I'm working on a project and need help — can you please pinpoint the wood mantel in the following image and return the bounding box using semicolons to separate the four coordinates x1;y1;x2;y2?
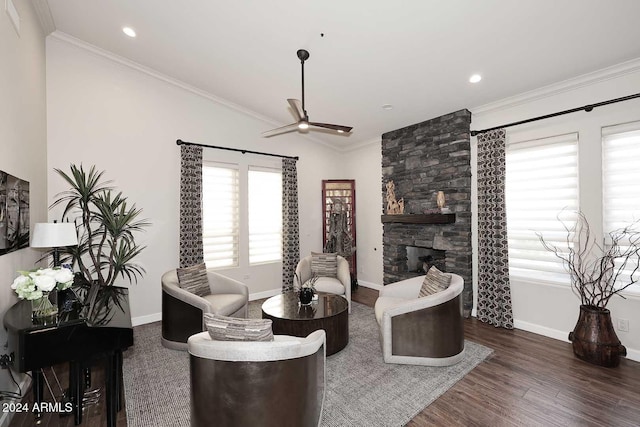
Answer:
380;214;456;224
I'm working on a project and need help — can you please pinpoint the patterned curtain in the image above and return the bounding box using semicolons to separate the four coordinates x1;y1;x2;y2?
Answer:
179;144;203;268
476;129;514;329
282;158;300;291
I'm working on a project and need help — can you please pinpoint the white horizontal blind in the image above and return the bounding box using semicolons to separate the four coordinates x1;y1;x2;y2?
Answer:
202;162;239;268
506;133;579;284
602;122;640;292
248;167;282;264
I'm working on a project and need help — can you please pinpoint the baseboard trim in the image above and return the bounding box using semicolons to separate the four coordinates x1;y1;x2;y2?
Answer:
131;312;161;326
249;288;282;301
357;280;383;291
513;319;639;363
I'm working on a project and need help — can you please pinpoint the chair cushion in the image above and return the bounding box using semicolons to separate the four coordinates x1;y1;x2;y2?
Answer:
203;293;247;317
418;266;451;298
204;313;273;342
176;263;211;297
374;297;407;325
311;252;338;277
312;276;345;295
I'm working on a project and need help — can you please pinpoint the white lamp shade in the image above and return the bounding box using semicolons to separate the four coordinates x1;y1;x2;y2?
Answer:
31;222;78;248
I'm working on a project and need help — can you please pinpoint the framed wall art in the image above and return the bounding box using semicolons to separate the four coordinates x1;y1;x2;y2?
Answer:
0;170;30;256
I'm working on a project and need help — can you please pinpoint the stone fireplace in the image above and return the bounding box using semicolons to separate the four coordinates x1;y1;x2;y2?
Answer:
381;109;472;315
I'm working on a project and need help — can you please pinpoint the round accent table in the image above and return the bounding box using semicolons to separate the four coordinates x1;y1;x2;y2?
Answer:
261;292;349;356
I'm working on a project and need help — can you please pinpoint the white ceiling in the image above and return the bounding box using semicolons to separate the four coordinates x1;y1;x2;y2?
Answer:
44;0;640;148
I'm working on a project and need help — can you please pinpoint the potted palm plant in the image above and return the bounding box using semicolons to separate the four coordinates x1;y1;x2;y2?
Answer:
50;164;149;293
538;211;640;367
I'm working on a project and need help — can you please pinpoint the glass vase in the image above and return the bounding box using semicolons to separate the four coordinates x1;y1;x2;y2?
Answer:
31;291;58;320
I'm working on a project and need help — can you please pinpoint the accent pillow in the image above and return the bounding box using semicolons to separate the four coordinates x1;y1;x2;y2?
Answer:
176;263;211;297
419;266;451;298
311;252;338;277
204;313;274;342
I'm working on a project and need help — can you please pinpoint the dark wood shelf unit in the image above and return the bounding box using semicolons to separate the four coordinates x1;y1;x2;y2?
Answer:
381;214;456;224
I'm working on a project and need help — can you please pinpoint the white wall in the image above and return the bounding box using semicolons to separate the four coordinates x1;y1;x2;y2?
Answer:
340;140;384;289
470;59;640;361
45;34;342;324
0;0;47;424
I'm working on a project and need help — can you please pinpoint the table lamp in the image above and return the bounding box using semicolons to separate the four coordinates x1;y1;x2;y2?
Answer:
30;222;78;267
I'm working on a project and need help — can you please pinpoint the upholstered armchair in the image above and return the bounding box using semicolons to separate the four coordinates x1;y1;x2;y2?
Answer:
188;330;326;427
161;269;249;350
374;273;465;366
295;254;351;312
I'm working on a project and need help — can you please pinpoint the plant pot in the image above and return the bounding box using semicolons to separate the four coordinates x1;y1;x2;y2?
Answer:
569;305;627;367
299;288;314;305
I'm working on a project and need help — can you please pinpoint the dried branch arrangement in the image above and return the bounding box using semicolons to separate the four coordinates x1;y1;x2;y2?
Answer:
538;211;640;308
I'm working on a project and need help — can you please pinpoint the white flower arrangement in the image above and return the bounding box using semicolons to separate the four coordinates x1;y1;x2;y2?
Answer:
11;267;74;300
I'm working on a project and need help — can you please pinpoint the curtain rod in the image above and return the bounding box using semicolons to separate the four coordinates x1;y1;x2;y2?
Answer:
176;139;299;160
470;93;640;137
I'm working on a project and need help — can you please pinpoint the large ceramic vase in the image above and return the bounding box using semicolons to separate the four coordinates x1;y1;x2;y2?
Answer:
568;305;626;367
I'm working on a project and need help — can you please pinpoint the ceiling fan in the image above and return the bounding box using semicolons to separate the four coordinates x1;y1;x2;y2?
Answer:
262;49;353;137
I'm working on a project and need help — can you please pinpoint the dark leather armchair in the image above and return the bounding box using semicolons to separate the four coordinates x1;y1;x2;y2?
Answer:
188;330;326;427
161;269;248;350
374;273;465;366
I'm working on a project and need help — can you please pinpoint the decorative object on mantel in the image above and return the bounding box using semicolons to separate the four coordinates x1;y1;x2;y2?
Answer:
11;267;74;320
538;211;640;367
385;180;405;214
436;191;451;213
50;164;150;290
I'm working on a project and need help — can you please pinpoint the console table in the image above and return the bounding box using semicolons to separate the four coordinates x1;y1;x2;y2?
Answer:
3;286;133;427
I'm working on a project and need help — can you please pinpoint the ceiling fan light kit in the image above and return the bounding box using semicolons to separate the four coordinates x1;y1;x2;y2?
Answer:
262;49;353;138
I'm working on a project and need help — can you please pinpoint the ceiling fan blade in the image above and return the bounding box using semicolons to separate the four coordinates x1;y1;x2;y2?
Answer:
261;123;299;138
309;122;353;133
287;99;304;121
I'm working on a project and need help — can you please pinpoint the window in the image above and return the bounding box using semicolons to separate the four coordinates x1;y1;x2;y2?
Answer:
602;122;640;291
202;162;239;268
248;167;282;264
506;133;579;284
202;161;282;269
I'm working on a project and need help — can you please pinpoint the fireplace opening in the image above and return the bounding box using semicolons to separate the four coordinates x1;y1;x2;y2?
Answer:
406;246;446;274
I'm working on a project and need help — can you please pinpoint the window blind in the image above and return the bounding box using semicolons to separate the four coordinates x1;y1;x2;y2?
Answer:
248;167;282;264
602;122;640;291
202;162;239;268
506;132;579;284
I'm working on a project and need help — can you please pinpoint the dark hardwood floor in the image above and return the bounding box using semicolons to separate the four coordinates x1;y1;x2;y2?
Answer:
8;286;640;426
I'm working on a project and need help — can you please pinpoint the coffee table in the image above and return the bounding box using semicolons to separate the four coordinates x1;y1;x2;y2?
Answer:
261;292;349;355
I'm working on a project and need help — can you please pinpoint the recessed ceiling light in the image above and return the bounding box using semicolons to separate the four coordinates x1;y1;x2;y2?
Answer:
122;27;136;38
469;74;482;83
382;104;393;110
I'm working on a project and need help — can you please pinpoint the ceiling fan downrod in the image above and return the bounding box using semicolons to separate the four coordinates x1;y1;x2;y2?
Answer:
297;49;309;118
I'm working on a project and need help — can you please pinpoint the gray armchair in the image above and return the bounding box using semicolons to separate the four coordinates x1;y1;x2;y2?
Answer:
188;330;326;427
295;254;351;313
374;273;465;366
161;269;249;350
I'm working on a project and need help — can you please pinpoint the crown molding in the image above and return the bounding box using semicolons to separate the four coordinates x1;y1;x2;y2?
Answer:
31;0;55;35
48;31;341;152
338;136;381;153
471;57;640;117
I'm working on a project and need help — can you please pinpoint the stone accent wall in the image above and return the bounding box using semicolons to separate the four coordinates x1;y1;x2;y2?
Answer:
381;109;472;315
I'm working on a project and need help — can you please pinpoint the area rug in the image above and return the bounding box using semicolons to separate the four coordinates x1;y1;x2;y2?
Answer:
123;302;492;427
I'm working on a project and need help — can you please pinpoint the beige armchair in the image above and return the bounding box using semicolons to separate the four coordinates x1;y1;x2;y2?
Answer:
188;330;326;427
161;269;249;350
374;273;465;366
295;254;351;313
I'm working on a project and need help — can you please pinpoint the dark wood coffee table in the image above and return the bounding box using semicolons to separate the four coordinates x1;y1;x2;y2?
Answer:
261;292;349;355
